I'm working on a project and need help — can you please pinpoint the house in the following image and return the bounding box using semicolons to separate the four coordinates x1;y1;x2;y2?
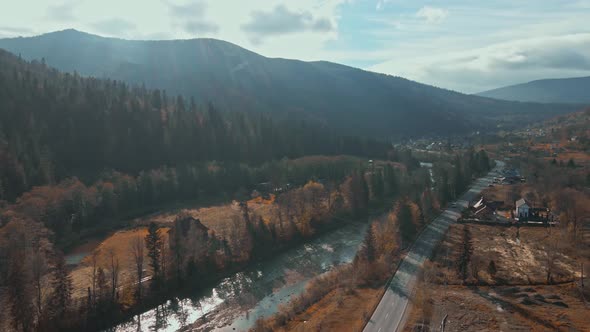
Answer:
472;197;485;209
515;198;530;219
469;197;506;220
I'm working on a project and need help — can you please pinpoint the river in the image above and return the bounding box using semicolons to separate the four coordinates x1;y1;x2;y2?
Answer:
107;219;368;332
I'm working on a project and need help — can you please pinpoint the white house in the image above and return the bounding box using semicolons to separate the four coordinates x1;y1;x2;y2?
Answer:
515;198;530;219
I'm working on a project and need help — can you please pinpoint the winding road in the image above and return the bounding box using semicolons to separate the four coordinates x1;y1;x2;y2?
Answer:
363;161;504;332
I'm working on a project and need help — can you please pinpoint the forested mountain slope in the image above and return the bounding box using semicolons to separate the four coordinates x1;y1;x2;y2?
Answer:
0;30;579;137
0;49;389;202
477;76;590;104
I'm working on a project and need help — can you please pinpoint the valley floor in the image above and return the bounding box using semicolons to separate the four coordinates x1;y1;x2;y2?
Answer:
404;283;588;332
403;223;590;332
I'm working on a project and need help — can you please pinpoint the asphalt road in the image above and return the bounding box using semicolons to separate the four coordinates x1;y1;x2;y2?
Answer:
363;161;504;332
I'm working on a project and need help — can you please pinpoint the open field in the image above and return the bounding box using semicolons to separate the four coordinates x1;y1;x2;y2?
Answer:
70;227;169;300
404;221;589;332
138;196;276;236
275;288;382;332
430;223;578;285
480;183;534;201
404;283;589;332
69;195;279;300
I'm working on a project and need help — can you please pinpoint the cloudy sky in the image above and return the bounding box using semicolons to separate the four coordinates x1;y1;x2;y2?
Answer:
2;0;590;93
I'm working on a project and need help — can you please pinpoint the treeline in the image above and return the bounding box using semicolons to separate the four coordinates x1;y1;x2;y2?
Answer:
0;49;390;202
0;156;367;246
433;148;492;206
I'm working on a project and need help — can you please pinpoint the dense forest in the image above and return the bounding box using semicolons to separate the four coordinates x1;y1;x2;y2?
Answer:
0;49;390;203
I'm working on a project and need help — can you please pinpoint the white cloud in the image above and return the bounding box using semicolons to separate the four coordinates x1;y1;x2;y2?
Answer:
0;0;346;60
241;5;334;44
416;6;448;23
91;18;136;36
369;33;590;93
165;1;219;35
46;1;79;22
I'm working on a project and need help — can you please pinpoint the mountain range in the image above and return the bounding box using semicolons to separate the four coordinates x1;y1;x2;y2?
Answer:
0;29;581;138
477;76;590;104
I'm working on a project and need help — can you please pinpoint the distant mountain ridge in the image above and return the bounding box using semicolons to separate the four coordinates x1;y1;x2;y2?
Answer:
0;29;580;137
477;76;590;104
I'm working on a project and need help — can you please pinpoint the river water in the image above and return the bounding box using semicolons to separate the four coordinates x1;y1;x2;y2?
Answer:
107;220;368;332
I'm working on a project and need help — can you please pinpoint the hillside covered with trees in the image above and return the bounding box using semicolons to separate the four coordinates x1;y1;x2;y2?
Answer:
0;49;390;204
478;76;590;104
0;30;580;138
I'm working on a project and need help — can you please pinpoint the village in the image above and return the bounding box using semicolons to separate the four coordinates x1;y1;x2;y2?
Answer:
459;165;555;226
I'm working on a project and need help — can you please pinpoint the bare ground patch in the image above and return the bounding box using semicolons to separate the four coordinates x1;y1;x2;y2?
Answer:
405;283;589;332
431;224;578;286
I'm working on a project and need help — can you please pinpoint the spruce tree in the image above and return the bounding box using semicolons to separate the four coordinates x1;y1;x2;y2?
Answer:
398;201;416;244
145;222;163;283
50;254;72;319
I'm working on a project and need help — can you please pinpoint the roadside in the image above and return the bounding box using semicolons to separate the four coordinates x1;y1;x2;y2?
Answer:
251;158;499;332
403;222;589;331
403;135;590;332
363;161;502;332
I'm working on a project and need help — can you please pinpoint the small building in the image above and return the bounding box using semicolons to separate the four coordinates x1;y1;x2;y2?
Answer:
515;198;530;219
472;197;485;209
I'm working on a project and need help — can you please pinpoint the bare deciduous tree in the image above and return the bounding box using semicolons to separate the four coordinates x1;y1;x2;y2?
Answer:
86;249;100;306
30;250;47;318
107;248;120;302
130;236;145;303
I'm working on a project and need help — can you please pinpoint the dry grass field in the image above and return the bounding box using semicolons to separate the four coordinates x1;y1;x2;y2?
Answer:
404;283;589;332
136;195;276;237
70;227;169;300
431;224;579;285
268;287;382;332
403;222;589;332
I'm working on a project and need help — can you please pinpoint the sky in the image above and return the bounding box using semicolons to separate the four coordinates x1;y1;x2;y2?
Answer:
2;0;590;93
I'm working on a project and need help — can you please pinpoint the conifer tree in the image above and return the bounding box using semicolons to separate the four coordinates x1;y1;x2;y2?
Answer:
145;222;163;283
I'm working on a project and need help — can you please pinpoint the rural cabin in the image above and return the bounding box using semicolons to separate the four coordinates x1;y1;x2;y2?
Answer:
515;198;530;219
469;197;506;219
513;198;552;223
